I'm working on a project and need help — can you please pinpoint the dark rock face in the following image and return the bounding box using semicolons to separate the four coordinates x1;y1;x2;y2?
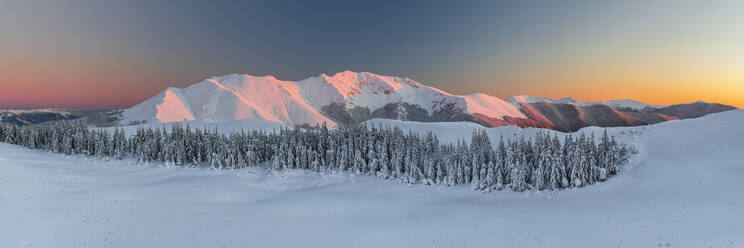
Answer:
370;103;405;120
427;103;479;123
320;103;371;126
321;102;480;126
84;110;123;127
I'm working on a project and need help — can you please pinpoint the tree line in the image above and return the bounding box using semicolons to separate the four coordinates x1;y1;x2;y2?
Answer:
0;121;634;192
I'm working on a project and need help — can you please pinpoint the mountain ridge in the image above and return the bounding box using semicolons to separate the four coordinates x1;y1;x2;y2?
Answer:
120;71;737;131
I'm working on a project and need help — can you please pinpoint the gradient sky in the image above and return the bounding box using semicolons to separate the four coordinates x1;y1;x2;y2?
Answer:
1;0;742;109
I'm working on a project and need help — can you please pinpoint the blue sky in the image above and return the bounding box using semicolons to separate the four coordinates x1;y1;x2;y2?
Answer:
1;0;742;108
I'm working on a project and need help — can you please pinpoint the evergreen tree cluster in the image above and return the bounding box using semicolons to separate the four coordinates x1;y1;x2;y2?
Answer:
0;121;634;192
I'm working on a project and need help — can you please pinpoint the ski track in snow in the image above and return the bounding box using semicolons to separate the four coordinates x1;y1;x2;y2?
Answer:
1;110;743;247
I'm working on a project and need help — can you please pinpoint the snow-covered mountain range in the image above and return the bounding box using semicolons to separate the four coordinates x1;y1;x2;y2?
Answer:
121;71;525;128
121;71;736;131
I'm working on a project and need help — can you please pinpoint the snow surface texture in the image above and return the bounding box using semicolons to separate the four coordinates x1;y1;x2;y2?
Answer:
507;94;665;110
122;71;526;127
2;110;744;247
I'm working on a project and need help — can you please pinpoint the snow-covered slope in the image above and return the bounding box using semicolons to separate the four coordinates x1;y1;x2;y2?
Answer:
461;93;525;119
123;71;525;127
507;94;664;110
2;110;743;247
122;74;337;127
122;88;195;123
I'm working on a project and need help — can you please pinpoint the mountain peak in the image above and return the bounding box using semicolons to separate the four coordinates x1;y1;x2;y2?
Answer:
123;71;527;127
209;74;284;87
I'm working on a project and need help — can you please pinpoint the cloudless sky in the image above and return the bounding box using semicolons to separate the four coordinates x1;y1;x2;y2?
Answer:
1;0;742;108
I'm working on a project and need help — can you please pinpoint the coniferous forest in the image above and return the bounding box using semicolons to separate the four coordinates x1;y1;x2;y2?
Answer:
0;121;634;192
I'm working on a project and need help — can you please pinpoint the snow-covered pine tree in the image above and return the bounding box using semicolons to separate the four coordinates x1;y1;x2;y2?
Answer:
365;141;376;174
325;137;336;170
272;152;282;172
376;139;389;178
586;132;598;184
506;141;528;191
482;160;495;191
310;156;321;172
470;152;481;188
433;156;444;184
352;149;364;176
533;148;548;190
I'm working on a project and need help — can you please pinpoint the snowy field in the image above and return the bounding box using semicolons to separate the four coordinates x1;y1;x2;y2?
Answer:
2;110;743;247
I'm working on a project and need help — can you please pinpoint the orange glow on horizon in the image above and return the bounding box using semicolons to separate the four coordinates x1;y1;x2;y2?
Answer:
1;43;741;109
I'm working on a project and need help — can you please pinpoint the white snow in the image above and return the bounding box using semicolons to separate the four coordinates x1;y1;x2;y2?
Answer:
296;71;454;116
156;88;196;122
123;71;526;127
2;110;743;247
295;71;525;119
120;88;195;123
123;74;337;128
507;94;665;110
461;93;526;119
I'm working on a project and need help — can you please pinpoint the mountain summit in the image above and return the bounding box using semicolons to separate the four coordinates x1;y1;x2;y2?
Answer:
122;71;526;128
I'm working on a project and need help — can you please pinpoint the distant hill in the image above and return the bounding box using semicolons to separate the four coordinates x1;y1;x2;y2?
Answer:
0;109;119;126
0;109;78;126
641;101;737;119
